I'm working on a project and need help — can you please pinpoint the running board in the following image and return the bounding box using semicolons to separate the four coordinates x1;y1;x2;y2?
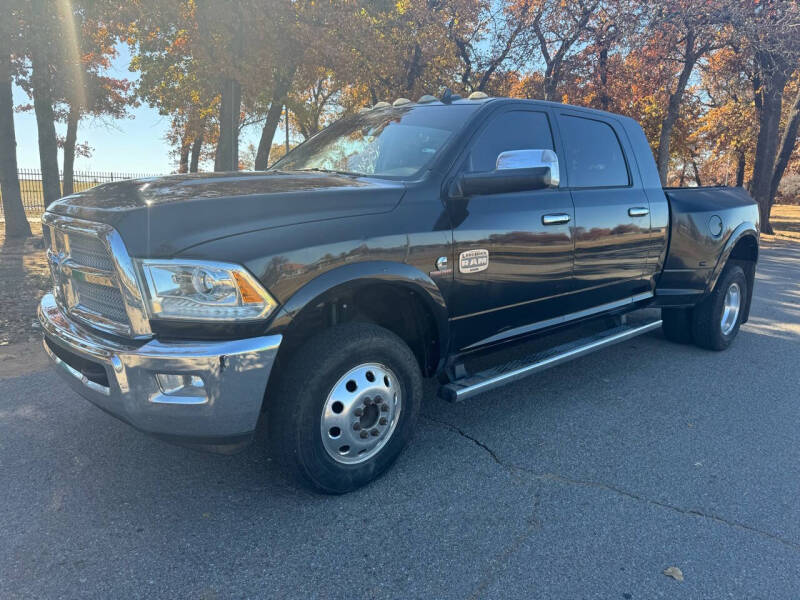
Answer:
439;319;662;402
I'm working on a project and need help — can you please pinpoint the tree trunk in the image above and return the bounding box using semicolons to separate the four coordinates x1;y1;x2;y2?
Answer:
542;62;559;102
691;157;702;187
597;45;610;111
0;48;31;237
254;100;285;170
30;46;61;205
62;104;79;196
655;51;698;185
214;77;241;172
178;135;190;173
750;76;785;235
189;132;204;173
254;67;296;170
735;151;746;187
769;85;800;201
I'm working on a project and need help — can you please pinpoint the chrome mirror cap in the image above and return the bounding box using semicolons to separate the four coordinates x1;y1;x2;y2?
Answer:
496;149;560;187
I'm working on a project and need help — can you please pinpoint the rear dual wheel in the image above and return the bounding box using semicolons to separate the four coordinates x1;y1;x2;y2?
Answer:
661;263;747;351
269;322;422;494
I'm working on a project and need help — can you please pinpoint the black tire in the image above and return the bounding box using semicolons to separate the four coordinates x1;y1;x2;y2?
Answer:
268;322;423;493
691;264;747;351
661;307;694;344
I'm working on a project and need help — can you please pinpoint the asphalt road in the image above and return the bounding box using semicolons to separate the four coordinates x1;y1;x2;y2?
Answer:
2;240;799;599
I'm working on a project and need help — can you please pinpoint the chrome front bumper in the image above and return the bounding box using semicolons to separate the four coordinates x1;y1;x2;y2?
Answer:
38;293;281;446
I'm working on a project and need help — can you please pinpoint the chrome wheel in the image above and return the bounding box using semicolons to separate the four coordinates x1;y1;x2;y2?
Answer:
720;281;741;336
320;363;402;465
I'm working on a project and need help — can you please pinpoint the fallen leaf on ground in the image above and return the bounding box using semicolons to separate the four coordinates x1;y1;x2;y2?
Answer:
663;566;684;581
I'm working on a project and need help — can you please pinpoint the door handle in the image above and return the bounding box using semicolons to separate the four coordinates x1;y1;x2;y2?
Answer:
628;207;649;217
542;213;571;225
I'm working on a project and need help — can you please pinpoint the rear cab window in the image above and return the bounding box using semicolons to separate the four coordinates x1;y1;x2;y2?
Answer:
557;115;630;188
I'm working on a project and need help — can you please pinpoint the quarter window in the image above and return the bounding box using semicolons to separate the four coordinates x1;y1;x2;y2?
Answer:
558;115;629;188
465;111;554;173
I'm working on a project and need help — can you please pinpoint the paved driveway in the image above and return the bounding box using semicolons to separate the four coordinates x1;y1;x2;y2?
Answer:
2;240;799;599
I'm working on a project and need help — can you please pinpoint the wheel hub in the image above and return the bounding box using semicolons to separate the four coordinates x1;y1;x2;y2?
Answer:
320;363;401;464
720;281;741;336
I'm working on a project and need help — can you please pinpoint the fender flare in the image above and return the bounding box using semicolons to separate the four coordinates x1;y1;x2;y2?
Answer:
706;222;759;294
273;261;451;369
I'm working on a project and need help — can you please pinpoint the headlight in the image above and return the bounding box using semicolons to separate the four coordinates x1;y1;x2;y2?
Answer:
137;259;278;321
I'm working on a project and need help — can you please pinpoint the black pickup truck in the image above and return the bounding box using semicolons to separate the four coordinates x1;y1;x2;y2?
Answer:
39;95;759;492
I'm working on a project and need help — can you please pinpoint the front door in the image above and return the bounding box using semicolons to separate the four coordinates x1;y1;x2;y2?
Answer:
447;108;575;351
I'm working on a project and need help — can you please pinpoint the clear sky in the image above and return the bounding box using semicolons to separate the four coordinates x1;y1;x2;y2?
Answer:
12;44;267;175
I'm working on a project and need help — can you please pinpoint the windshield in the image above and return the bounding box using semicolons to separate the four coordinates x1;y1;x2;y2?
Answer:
272;105;478;179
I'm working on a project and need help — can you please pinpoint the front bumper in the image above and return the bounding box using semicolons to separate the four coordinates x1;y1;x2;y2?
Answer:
38;293;281;447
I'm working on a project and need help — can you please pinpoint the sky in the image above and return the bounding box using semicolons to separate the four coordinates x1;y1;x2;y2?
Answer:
12;44;269;175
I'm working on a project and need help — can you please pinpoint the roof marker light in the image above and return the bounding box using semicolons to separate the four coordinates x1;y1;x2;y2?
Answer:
468;91;489;100
393;98;411;106
417;95;438;104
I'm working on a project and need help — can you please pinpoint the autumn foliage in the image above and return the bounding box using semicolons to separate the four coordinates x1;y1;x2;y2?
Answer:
1;0;799;236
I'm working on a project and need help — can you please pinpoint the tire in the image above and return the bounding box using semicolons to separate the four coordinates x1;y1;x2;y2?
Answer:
268;322;423;493
691;264;747;351
661;307;694;344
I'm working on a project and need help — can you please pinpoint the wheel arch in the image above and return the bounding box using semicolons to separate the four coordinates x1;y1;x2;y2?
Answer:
271;261;450;378
707;223;758;323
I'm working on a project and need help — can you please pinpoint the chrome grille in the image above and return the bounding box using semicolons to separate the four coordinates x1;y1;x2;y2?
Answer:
43;216;141;337
71;279;130;323
67;232;115;271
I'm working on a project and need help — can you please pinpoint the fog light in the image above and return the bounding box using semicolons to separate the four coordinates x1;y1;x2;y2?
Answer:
156;373;205;396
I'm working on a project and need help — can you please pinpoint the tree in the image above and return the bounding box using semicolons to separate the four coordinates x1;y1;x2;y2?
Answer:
287;71;342;140
644;0;727;184
519;0;600;102
696;46;757;187
0;15;31;237
60;11;133;195
730;0;800;232
21;0;62;205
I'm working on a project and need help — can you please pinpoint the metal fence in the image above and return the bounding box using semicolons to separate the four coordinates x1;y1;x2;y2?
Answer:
1;169;163;218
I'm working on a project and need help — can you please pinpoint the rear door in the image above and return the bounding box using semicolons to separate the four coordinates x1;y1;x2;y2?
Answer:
556;112;652;310
447;108;575;350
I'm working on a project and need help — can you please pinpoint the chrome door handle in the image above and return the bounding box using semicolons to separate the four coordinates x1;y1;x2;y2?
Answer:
628;207;649;217
542;213;571;225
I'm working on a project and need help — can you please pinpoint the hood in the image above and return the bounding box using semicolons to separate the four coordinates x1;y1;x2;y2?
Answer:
47;171;406;256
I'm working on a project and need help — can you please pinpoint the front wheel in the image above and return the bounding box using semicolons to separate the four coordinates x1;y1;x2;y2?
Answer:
269;322;423;493
691;264;747;351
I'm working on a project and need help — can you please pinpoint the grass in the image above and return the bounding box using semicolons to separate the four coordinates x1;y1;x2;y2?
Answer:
767;204;800;241
0;180;101;216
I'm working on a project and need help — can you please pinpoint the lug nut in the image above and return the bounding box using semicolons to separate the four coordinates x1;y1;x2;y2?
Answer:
364;397;373;406
379;417;388;426
373;396;382;405
354;407;364;417
370;428;379;436
360;430;369;439
353;422;361;431
380;404;389;412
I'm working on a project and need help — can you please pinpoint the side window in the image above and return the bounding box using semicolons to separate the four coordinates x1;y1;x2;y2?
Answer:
465;111;554;173
558;115;629;188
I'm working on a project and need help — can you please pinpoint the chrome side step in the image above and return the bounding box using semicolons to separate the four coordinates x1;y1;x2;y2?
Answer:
439;318;662;402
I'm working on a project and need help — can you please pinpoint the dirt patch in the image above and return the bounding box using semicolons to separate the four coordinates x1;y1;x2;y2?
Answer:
0;340;50;378
0;221;50;348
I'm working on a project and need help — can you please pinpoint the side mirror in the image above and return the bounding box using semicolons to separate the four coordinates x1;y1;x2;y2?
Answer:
496;149;560;187
450;148;560;197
